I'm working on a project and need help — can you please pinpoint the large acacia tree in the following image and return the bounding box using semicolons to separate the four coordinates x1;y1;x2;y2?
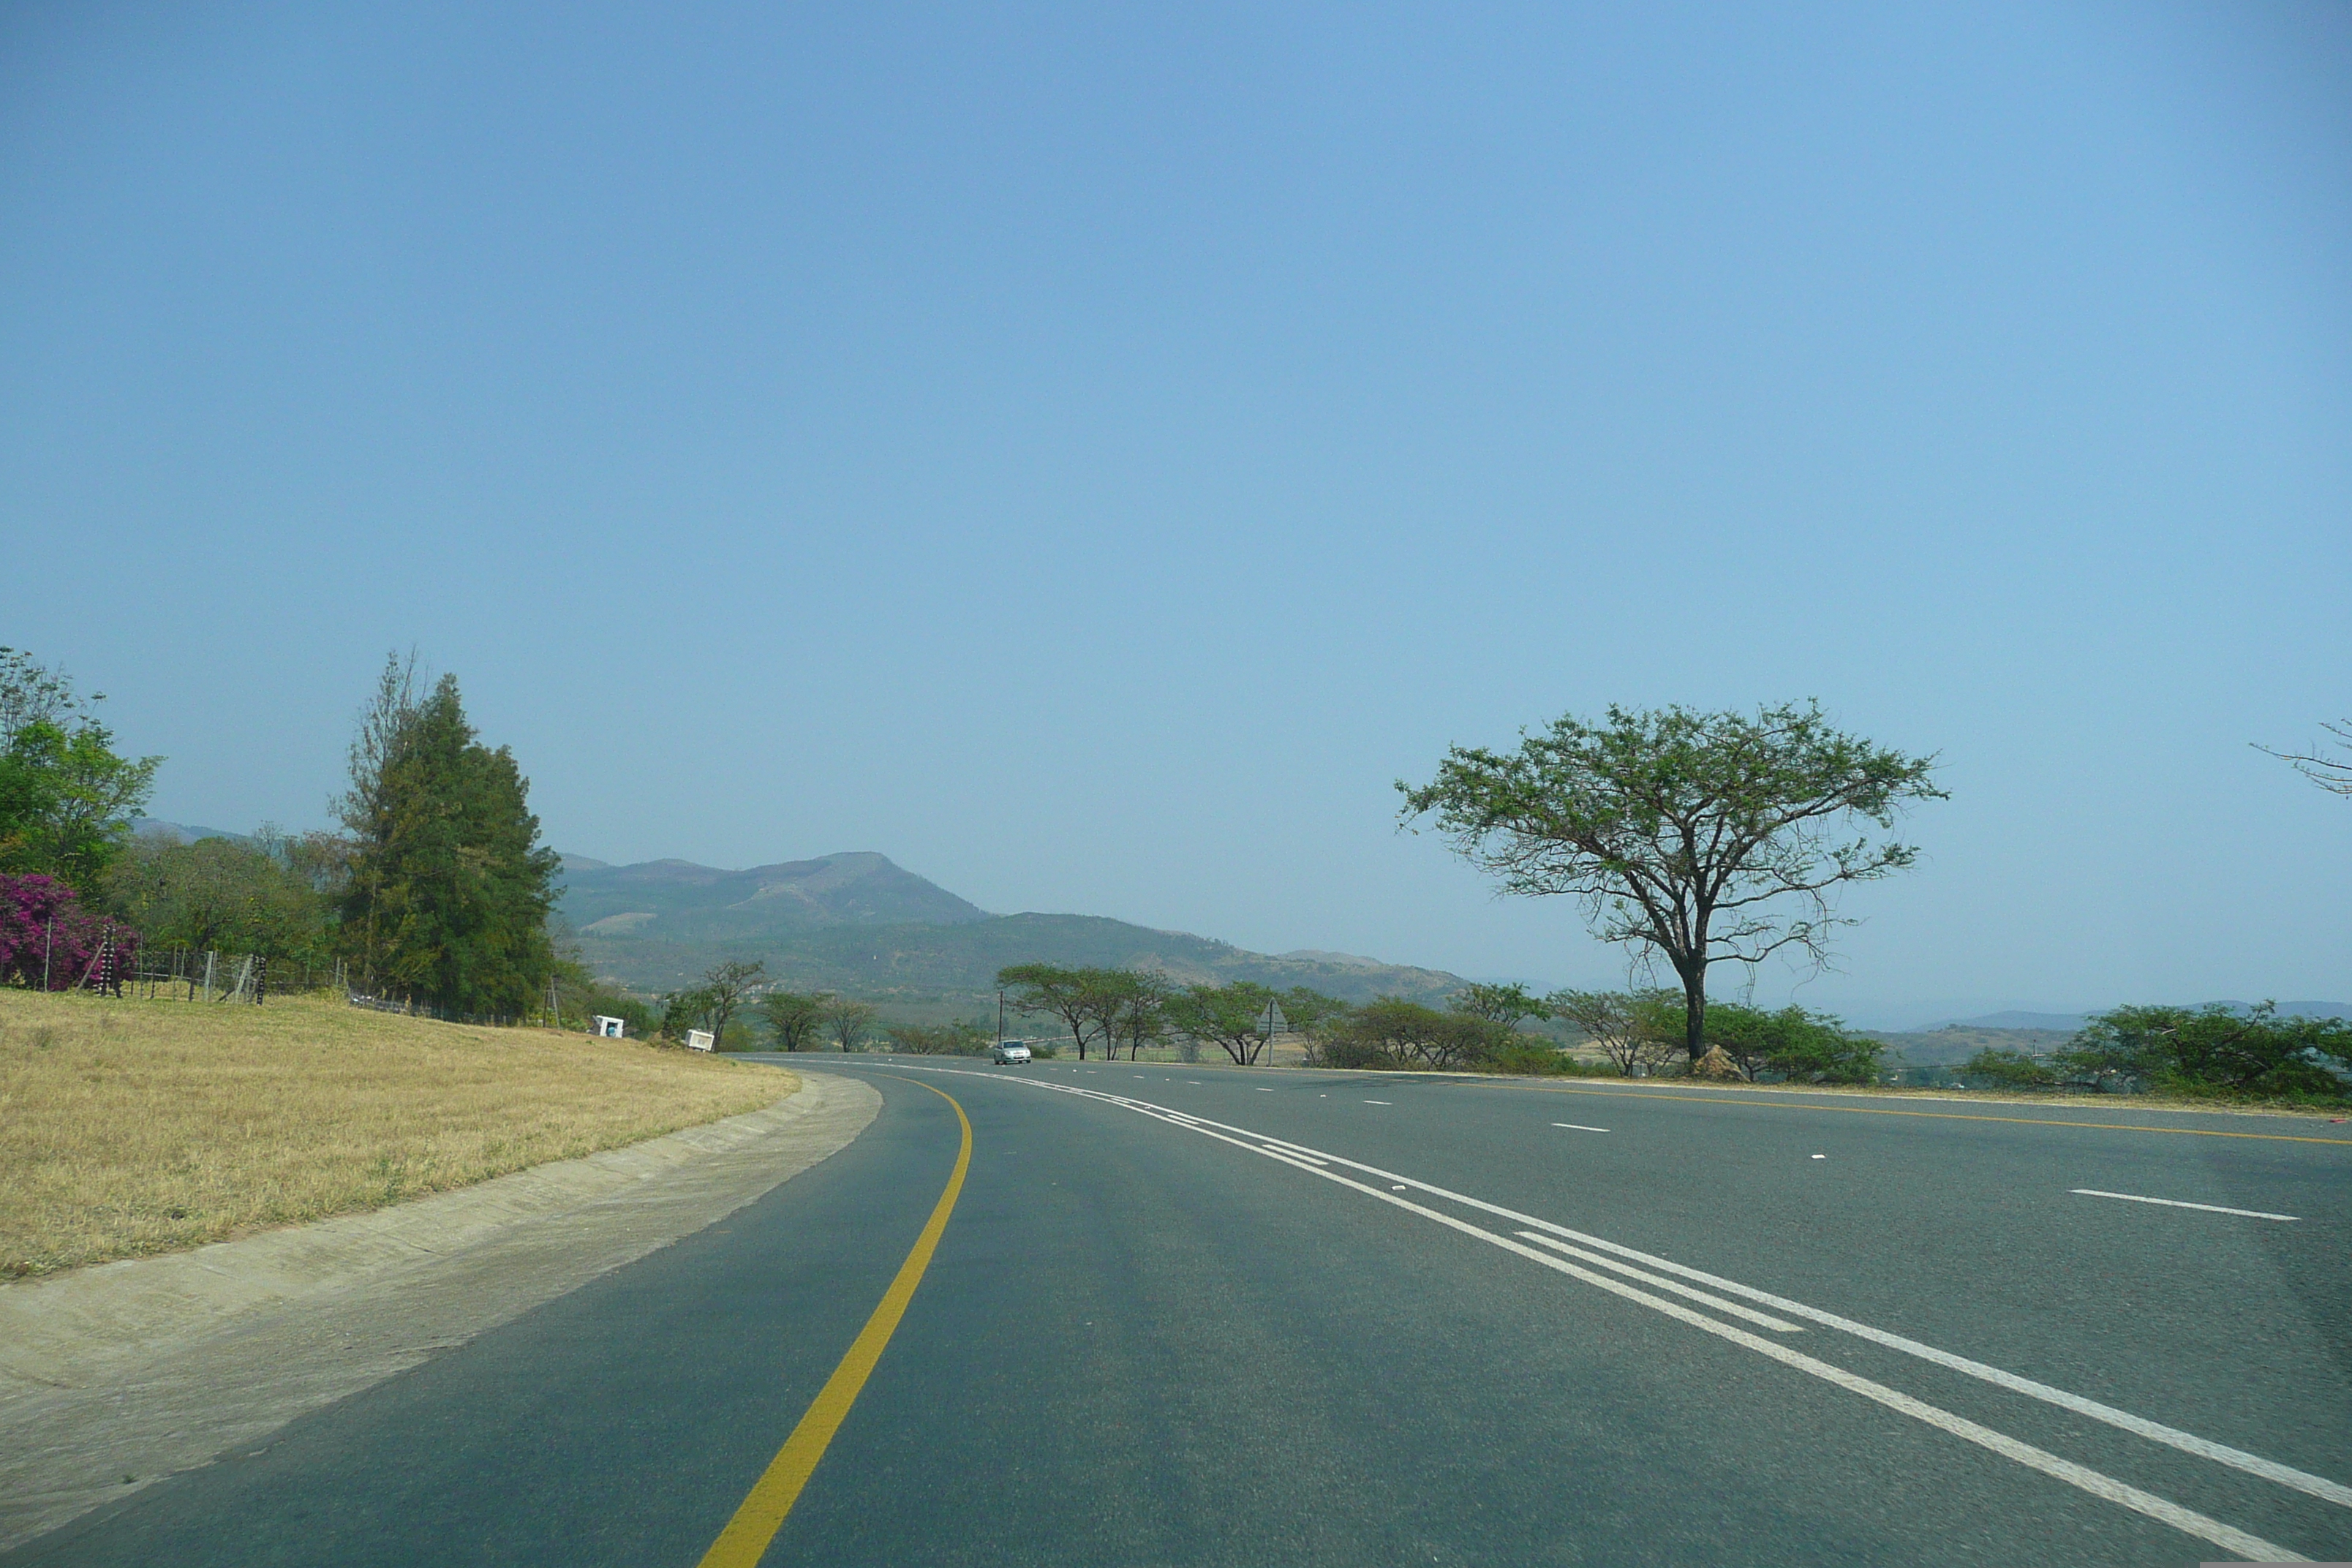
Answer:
1400;701;1942;1066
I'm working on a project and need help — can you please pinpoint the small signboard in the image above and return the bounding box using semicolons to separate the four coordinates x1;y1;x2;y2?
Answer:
594;1015;626;1039
686;1028;715;1052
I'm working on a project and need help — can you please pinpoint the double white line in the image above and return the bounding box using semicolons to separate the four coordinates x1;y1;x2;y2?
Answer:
893;1063;2344;1563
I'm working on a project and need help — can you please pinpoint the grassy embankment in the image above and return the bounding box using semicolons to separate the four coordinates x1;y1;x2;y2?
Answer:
0;989;796;1278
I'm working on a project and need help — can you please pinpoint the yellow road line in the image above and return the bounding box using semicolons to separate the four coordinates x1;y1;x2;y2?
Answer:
696;1077;972;1568
1486;1082;2352;1145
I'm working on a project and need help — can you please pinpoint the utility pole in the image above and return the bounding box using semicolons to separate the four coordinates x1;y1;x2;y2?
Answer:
42;918;54;991
997;990;1006;1049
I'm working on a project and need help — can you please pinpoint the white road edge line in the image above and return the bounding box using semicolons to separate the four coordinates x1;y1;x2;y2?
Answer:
840;1060;2352;1526
2071;1189;2301;1222
1262;1134;2352;1514
1240;1147;2301;1564
1551;1123;1610;1133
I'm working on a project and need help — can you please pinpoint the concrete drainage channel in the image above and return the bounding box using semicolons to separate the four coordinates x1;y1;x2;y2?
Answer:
0;1071;881;1553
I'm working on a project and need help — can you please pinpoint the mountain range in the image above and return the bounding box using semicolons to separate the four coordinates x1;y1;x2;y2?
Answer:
553;851;1464;1009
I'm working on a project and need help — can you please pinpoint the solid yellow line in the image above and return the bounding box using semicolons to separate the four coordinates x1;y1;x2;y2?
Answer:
695;1077;972;1568
1491;1082;2352;1145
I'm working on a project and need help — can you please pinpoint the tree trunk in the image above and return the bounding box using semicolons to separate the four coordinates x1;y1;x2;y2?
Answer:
1681;964;1707;1067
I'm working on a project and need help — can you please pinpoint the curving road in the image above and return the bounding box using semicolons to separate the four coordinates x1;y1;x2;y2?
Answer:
12;1058;2350;1567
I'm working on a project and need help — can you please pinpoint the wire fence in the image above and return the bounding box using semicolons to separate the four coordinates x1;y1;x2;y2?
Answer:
48;948;557;1029
114;949;344;1003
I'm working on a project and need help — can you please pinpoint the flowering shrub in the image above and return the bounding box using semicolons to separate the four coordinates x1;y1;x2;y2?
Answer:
0;873;136;990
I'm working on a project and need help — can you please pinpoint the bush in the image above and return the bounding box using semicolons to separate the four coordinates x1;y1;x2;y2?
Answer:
2051;1003;2352;1101
1705;1003;1882;1085
1961;1047;2057;1089
887;1021;992;1056
1314;1033;1403;1069
0;873;137;990
102;834;329;965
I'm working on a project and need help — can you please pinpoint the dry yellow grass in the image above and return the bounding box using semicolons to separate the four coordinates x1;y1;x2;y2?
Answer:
0;989;796;1278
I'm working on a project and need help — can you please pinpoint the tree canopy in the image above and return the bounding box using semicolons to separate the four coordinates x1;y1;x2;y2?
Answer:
1968;1003;2352;1101
1163;981;1279;1066
1401;701;1942;1065
760;990;831;1051
102;834;328;962
0;651;159;894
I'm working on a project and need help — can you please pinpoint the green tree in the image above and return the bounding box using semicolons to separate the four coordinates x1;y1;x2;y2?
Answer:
1545;988;1680;1076
661;987;712;1041
1703;1003;1882;1085
760;990;830;1051
1163;981;1282;1066
1401;701;1942;1069
697;960;766;1048
1450;981;1550;1029
1961;1047;2056;1089
0;647;88;741
103;834;328;962
1275;987;1347;1039
888;1020;991;1055
824;995;875;1052
335;663;561;1016
0;652;159;894
998;963;1103;1059
0;722;162;893
1084;969;1171;1061
2053;1003;2352;1099
1318;997;1508;1071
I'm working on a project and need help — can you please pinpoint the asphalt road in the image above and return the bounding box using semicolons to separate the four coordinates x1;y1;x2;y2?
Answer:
14;1059;2350;1567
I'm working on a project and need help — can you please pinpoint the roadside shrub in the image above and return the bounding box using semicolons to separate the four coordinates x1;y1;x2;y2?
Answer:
1705;1003;1882;1085
1315;1032;1403;1069
1961;1047;2057;1090
2051;1003;2352;1101
887;1021;992;1056
1309;998;1512;1071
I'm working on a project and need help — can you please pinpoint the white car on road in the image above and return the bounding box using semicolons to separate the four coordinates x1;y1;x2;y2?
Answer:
990;1041;1033;1065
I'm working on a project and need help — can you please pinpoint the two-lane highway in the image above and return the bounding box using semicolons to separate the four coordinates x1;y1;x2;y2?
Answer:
14;1058;2348;1566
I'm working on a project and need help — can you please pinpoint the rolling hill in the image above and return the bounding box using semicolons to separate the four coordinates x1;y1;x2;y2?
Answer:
559;851;989;937
553;852;1462;1009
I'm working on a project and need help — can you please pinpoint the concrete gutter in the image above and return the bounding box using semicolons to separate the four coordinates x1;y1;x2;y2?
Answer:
0;1068;881;1552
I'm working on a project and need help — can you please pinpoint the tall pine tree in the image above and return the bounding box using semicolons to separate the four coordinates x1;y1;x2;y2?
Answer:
338;663;559;1015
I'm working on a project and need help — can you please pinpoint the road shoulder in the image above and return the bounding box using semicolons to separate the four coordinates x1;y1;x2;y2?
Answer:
0;1068;881;1553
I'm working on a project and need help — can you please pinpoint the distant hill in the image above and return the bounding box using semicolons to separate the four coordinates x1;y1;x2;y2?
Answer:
1917;1002;2352;1033
1870;1027;2078;1067
557;851;990;939
570;912;1464;1004
1932;1010;2089;1033
554;850;1462;1008
132;818;252;844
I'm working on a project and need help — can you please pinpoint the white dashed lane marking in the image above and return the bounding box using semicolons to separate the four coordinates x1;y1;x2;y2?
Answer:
2072;1189;2299;1221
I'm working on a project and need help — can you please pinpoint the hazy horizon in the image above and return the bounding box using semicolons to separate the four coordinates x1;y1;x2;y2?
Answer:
11;3;2348;1021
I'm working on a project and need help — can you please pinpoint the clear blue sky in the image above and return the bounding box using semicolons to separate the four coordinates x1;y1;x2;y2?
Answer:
4;3;2345;1024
